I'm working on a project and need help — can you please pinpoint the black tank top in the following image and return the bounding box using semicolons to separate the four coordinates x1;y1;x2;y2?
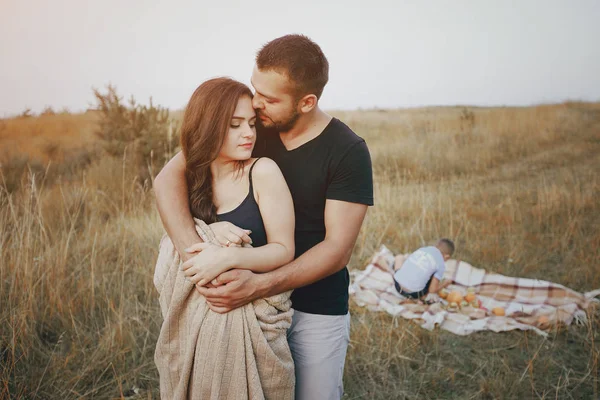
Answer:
216;159;267;247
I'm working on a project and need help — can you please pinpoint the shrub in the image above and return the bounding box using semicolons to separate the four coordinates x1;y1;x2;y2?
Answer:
93;85;180;179
40;106;56;116
18;108;34;118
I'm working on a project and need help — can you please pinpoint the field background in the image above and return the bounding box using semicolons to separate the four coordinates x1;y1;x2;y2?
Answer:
1;97;599;399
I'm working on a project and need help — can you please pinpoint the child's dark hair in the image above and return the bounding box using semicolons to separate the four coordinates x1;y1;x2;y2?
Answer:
437;238;455;256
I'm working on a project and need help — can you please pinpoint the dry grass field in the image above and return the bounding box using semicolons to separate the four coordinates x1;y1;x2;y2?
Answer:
1;100;599;399
0;112;99;162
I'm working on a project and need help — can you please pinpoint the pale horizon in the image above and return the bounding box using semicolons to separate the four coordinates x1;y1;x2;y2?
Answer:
1;0;599;117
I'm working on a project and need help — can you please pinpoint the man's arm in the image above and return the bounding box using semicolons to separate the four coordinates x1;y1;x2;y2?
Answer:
196;138;373;312
154;152;201;261
262;199;367;292
428;277;442;294
428;277;453;294
265;139;372;290
196;199;368;312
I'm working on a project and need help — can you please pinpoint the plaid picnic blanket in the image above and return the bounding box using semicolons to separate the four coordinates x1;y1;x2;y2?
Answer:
349;245;600;336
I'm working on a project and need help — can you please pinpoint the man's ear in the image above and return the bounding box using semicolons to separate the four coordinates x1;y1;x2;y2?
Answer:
298;94;317;114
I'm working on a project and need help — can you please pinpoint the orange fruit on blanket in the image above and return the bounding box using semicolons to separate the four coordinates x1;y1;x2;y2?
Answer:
439;289;449;299
537;315;550;327
447;291;463;304
465;292;476;302
492;307;505;316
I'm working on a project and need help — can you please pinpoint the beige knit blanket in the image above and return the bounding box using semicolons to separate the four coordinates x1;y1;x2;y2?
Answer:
154;219;295;400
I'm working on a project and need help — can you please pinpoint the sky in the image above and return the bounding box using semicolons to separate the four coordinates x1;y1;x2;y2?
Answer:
1;0;599;115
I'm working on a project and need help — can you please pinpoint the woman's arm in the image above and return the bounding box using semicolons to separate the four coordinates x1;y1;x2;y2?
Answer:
182;158;295;286
155;152;253;260
238;157;295;269
224;158;295;271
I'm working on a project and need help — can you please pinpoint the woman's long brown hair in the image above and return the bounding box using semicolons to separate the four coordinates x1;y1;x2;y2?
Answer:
180;78;253;223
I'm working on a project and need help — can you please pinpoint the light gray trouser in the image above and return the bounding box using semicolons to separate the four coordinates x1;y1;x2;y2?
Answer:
287;310;351;400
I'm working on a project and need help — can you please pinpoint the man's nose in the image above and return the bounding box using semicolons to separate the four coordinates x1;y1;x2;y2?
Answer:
252;96;263;110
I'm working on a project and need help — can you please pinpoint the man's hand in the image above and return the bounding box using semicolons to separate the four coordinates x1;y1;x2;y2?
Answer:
182;243;233;286
440;279;453;289
195;269;266;313
424;293;440;304
209;221;252;247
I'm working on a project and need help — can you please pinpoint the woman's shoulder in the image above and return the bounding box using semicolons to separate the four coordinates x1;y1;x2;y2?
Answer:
249;157;285;189
250;157;282;177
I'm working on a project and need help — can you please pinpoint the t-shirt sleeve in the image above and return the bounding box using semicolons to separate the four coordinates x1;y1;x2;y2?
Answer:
326;140;374;205
434;264;445;280
434;253;446;280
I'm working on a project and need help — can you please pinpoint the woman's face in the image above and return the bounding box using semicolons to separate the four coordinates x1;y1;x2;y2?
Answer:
219;96;257;161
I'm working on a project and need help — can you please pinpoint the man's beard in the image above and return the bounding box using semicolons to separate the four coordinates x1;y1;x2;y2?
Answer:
257;109;300;133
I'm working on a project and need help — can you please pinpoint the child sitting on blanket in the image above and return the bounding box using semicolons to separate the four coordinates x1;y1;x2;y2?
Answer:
393;238;455;299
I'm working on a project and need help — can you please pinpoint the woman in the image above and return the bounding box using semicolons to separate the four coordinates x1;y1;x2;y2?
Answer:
154;78;295;400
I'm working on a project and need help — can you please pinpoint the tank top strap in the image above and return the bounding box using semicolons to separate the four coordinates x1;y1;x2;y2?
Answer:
248;158;261;192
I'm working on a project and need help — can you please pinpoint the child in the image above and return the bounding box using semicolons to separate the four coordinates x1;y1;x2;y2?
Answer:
393;238;455;299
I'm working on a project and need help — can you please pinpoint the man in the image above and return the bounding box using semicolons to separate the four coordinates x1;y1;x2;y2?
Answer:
153;34;374;399
393;238;455;299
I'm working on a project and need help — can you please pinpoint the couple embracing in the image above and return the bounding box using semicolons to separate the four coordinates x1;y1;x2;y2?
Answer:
153;34;374;400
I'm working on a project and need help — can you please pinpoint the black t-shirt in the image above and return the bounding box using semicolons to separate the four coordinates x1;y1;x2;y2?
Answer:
253;118;374;315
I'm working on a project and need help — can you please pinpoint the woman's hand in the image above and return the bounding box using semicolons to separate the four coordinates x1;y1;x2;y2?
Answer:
182;243;234;286
209;221;252;247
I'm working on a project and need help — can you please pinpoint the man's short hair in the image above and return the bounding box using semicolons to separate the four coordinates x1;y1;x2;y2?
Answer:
437;238;455;256
256;34;329;99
